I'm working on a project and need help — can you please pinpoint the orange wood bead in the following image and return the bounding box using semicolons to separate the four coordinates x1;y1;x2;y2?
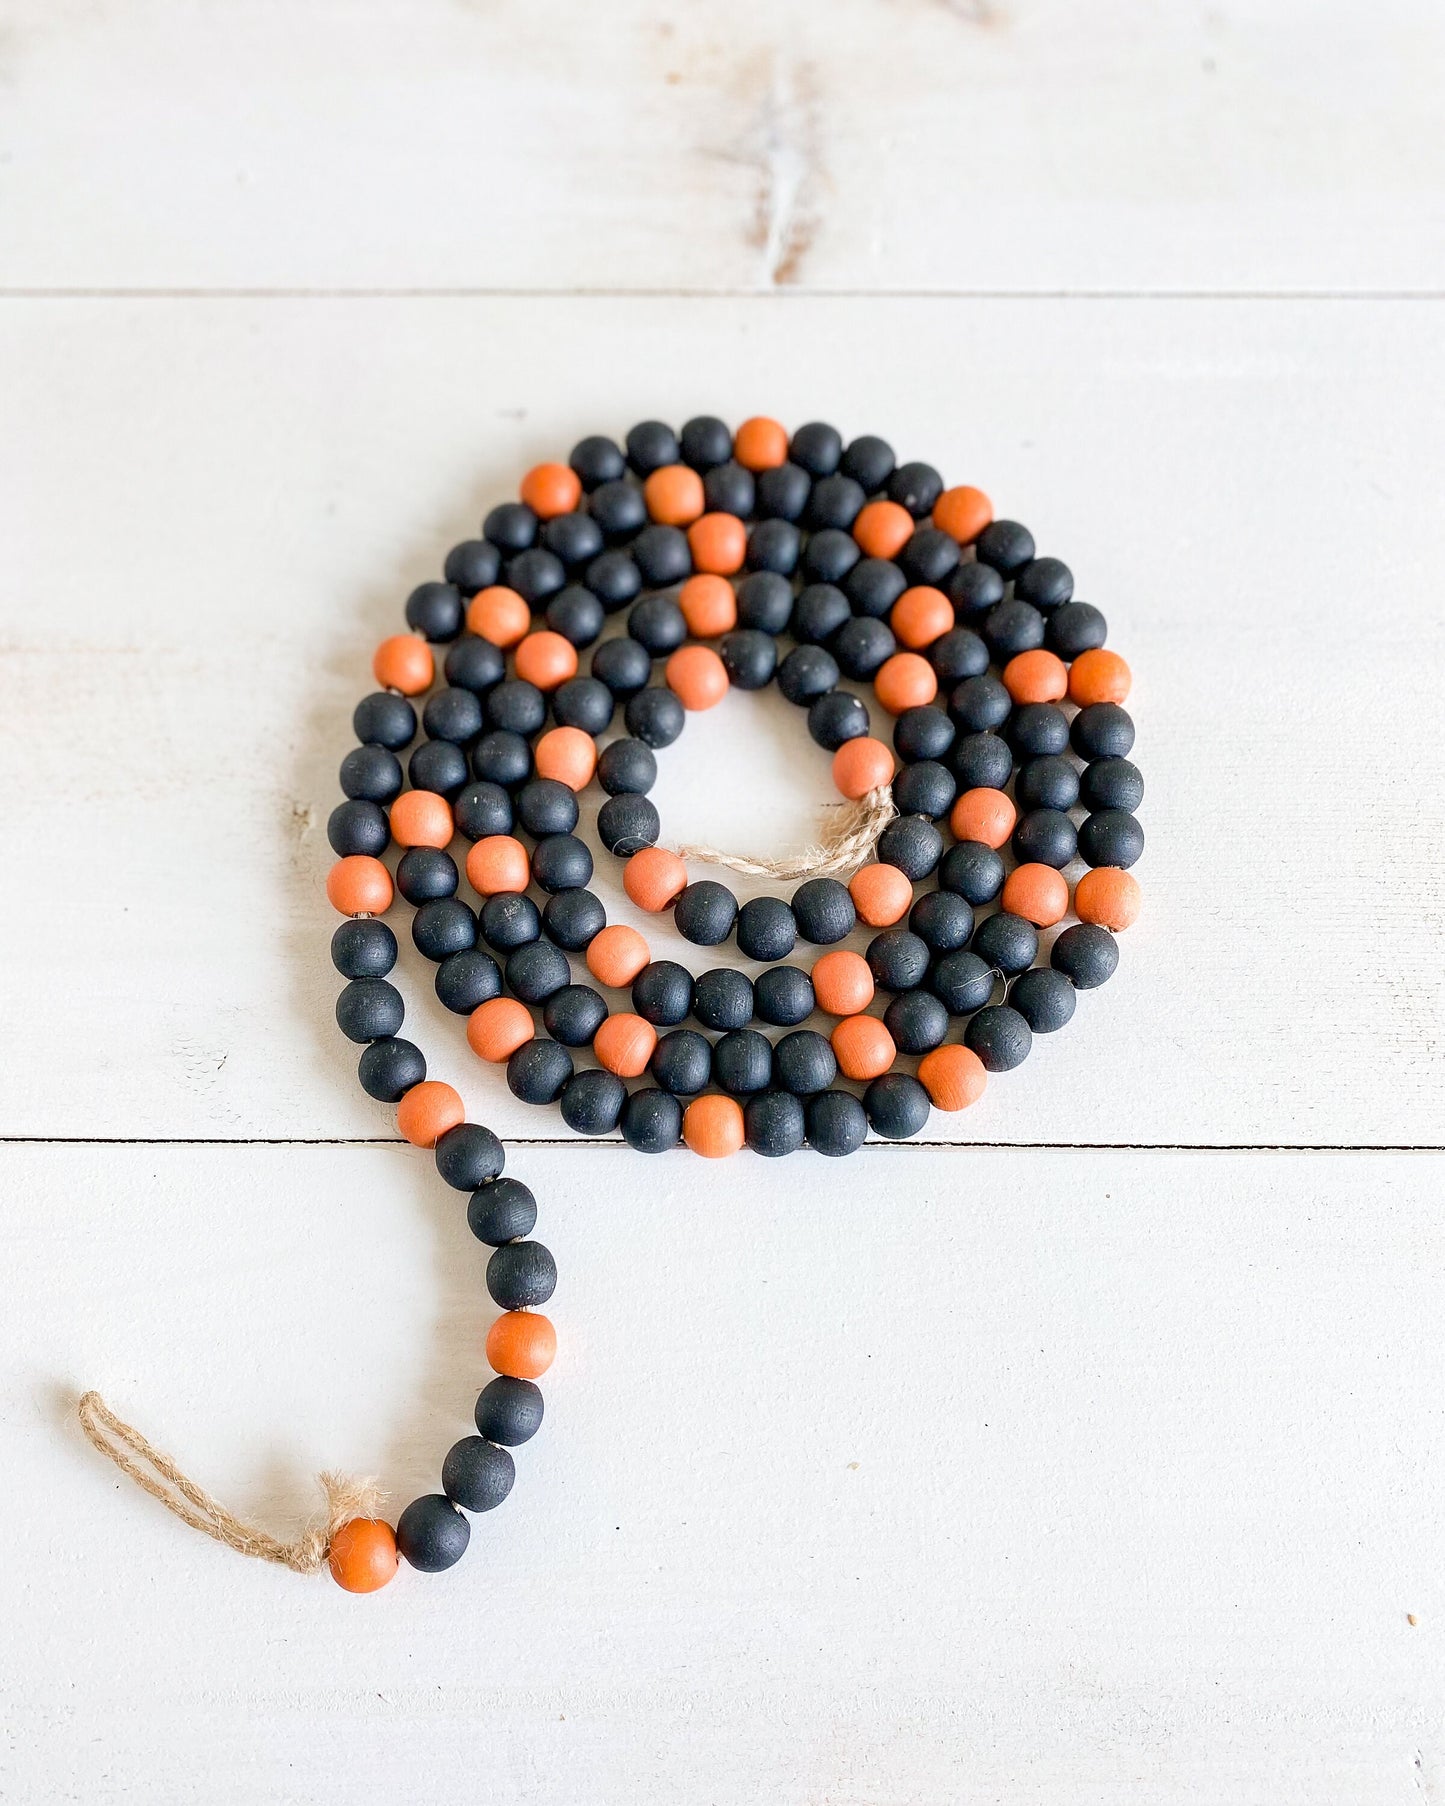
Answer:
890;585;954;650
874;652;938;715
688;512;747;576
733;416;789;471
396;1080;465;1148
466;585;531;648
1068;648;1132;706
513;630;579;691
682;1093;745;1158
665;644;729;710
585;923;652;988
832;735;894;799
466;834;531;896
932;485;993;544
852;499;915;560
831;1014;897;1082
388;789;453;849
593;1012;658;1078
623;846;689;912
486;1310;556;1379
1001;863;1070;927
534;725;597;789
644;464;706;526
326;854;393;916
372;634;434;696
327;1517;398;1594
679;573;738;638
467;996;535;1063
1074;867;1141;930
1003;648;1068;705
519;461;582;520
849;862;914;927
917;1044;988;1112
949;787;1017;849
812;949;875;1017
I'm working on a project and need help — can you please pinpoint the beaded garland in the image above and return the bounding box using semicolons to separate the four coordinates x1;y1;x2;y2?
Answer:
314;416;1143;1588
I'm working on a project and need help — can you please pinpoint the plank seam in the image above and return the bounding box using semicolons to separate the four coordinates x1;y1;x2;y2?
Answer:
2;1136;1441;1153
2;287;1445;303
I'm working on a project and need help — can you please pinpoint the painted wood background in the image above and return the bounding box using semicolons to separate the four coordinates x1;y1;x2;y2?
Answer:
2;1;1444;1801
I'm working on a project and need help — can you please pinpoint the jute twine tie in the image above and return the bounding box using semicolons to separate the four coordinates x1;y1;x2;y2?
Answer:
77;1391;379;1573
675;785;897;881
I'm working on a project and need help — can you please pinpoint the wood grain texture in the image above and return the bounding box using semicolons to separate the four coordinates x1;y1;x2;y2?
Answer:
0;0;1441;295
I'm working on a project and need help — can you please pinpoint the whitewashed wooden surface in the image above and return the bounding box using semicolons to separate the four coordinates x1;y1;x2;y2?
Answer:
3;2;1445;1801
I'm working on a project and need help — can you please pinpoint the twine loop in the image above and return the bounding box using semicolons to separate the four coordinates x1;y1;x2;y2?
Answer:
675;785;897;881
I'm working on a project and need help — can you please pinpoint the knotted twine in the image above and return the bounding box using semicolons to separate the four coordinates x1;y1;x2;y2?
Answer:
675;784;896;881
77;1390;379;1573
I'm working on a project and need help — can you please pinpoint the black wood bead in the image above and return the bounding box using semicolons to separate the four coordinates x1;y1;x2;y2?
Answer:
546;584;605;648
892;761;955;821
715;1028;773;1095
632;960;693;1026
444;538;502;595
774;1029;837;1096
410;738;471;797
633;524;691;589
507;546;565;607
792;583;851;645
620;1086;683;1153
543;983;609;1046
909;890;973;952
442;1437;515;1513
486;680;546;738
484;501;536;554
947;561;1005;615
445;633;507;694
898;527;960;587
894;705;955;764
867;929;931;992
626;685;686;747
487;1239;557;1308
790;421;843;477
755;462;811;521
1008;702;1071;758
883;989;949;1054
965;1003;1033;1071
1014;556;1073;610
597;738;657;796
412;897;477;961
703;466;754;517
949;676;1012;734
598;793;661;855
396;1495;470;1572
591;636;652;698
505;940;572;1003
983;598;1046;661
353;691;417;750
328;798;389;858
1010;968;1077;1033
467;1177;537;1246
975;519;1036;575
471;729;531;789
845;557;907;618
806;1089;869;1157
808;690;869;750
629;593;688;655
972;912;1039;975
332;917;397;980
589;479;648;542
626;420;680;475
1080;756;1143;814
938;840;1005;905
474;1374;544;1443
930;627;989;685
570;434;626;490
800;528;860;586
336;978;404;1042
1052;922;1120;989
1047;601;1107;659
651;1029;712;1096
560;1068;626;1135
1078;810;1145;869
746;518;800;575
357;1037;424;1101
930;949;995;1015
542;889;606;952
585;550;643;612
806;474;866;531
831;616;895;680
877;815;944;880
791;877;856;945
436;947;502;1014
745;1091;806;1157
340;743;402;803
949;731;1013;792
552;676;615;734
481;893;541;951
454;780;513;841
737;570;794;633
406;580;465;641
517;777;579;838
1071;703;1135;761
424;686;485;745
506;1037;573;1103
721;629;778;690
1015;754;1080;814
531;833;594;894
754;965;814;1026
1013;808;1078;869
887;461;943;517
674;880;739;947
541;511;604;569
693;968;754;1031
435;1122;505;1191
864;1072;932;1138
840;433;895;493
736;896;797;963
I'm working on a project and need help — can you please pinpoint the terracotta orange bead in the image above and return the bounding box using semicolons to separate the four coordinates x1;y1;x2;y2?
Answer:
467;996;535;1063
534;725;597;790
328;1518;398;1594
466;834;531;896
832;736;894;800
372;634;434;696
678;573;738;638
665;644;729;711
688;512;747;576
519;461;582;520
849;861;914;927
388;789;453;849
466;585;531;648
932;485;993;544
486;1310;556;1379
852;499;915;560
396;1080;465;1148
949;787;1017;849
874;652;938;715
1001;862;1069;927
917;1044;988;1112
812;949;875;1017
890;585;954;650
682;1094;745;1158
326;854;393;916
1003;648;1068;705
1068;648;1132;706
514;630;579;691
623;846;689;912
593;1012;658;1078
1074;867;1141;930
643;463;706;526
831;1015;897;1082
585;923;652;989
733;416;789;471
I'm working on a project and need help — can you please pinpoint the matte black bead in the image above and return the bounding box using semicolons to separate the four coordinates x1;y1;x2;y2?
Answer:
975;519;1036;575
692;968;754;1031
542;888;607;952
487;1239;557;1308
891;760;955;820
702;460;755;518
867;929;931;993
591;636;653;698
412;897;477;961
435;1122;505;1191
486;680;546;738
930;627;989;685
507;546;565;607
1071;703;1135;760
831;615;895;680
454;780;513;841
340;743;402;803
541;511;604;568
409;737;471;797
801;528;860;586
791;878;856;945
840;434;895;493
1013;808;1078;869
754;965;815;1026
1052;922;1120;989
436;947;502;1014
1015;755;1081;813
597;793;661;855
721;629;778;690
560;1067;626;1135
1010;967;1077;1033
650;1029;712;1096
949;676;1012;735
774;1029;837;1095
626;420;679;475
898;527;961;587
983;598;1046;662
445;633;507;694
680;415;734;471
778;647;840;706
585;549;643;612
570;433;626;490
877;815;944;880
626;685;686;747
745;1091;807;1157
806;1089;869;1157
442;1437;515;1513
336;978;404;1043
863;1072;932;1138
547;584;606;648
471;729;531;789
506;1037;573;1103
930;949;995;1015
808;689;869;750
633;524;691;589
474;1374;544;1444
806;474;866;531
894;705;955;764
1047;601;1108;659
328;798;389;858
1080;756;1143;814
674;880;738;947
888;460;943;517
1078;810;1145;869
396;1495;470;1573
589;479;647;542
946;561;1005;615
790;421;843;477
531;833;594;894
484;501;536;554
737;570;794;633
357;1036;425;1101
467;1176;537;1246
629;593;688;655
597;738;657;796
543;982;609;1046
620;1086;683;1153
909;890;973;952
397;847;459;906
1008;702;1071;758
755;462;811;522
971;911;1039;975
505;940;572;1003
632;960;693;1026
552;676;614;734
746;518;801;576
792;582;851;645
965;1003;1033;1071
353;692;417;750
715;1028;773;1095
406;580;465;641
444;538;502;595
516;777;579;839
949;731;1013;791
332;917;398;980
735;896;796;963
845;558;909;620
1014;556;1073;610
480;892;541;951
938;840;1006;905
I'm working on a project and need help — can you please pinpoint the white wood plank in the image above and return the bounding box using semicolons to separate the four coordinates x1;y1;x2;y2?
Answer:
3;1140;1441;1802
4;294;1445;1146
1;0;1442;296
